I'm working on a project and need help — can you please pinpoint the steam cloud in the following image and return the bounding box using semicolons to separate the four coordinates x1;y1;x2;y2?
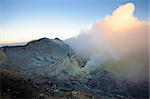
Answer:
66;3;149;81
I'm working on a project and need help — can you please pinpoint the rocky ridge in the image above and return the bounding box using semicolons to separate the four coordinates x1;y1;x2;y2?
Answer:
0;38;82;77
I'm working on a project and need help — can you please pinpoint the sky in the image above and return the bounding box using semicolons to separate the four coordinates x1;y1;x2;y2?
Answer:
0;0;149;44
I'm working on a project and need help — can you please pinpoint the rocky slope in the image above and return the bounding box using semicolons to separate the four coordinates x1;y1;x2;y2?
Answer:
0;38;149;99
0;38;82;77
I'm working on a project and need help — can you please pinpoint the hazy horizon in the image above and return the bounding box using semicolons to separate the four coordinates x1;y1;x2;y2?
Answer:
0;0;149;45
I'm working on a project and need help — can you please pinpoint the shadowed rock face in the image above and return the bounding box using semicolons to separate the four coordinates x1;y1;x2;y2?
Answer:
0;49;5;62
0;38;81;76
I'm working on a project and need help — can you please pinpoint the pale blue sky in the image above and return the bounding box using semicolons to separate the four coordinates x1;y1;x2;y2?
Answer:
0;0;149;43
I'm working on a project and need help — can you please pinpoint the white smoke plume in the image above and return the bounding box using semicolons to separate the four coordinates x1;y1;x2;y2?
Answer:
66;3;149;81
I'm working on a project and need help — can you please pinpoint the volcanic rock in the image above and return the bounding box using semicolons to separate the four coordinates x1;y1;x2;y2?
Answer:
0;38;82;77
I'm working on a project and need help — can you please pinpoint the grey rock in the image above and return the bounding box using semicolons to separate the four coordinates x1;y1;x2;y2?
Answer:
0;38;82;77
